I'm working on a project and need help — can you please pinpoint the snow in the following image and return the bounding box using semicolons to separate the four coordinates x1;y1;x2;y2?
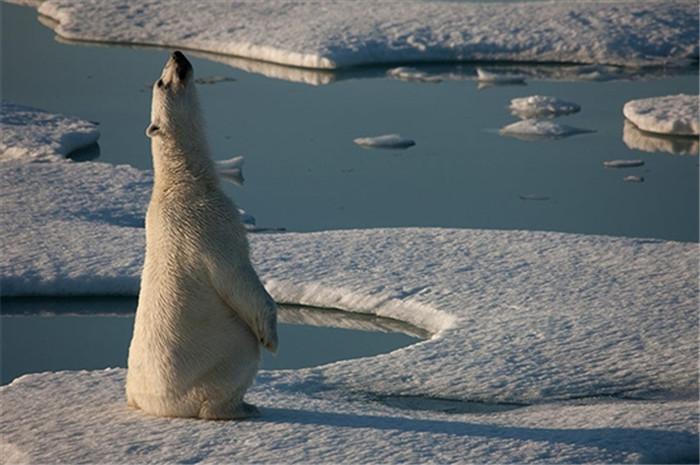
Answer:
354;134;416;149
18;0;699;69
603;160;645;168
500;119;593;140
1;105;698;463
509;95;581;120
623;94;699;136
623;120;699;156
0;101;100;162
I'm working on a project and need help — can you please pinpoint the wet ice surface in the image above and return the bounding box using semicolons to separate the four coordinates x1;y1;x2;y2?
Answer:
603;160;645;168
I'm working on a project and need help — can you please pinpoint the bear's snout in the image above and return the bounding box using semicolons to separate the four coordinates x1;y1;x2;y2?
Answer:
171;50;192;81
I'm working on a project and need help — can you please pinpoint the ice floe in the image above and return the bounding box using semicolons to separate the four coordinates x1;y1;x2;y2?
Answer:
603;160;645;168
354;134;416;149
500;119;592;140
623;120;699;156
387;67;442;84
18;0;699;69
1;104;698;464
623;175;644;183
623;94;699;136
0;101;100;162
509;95;580;120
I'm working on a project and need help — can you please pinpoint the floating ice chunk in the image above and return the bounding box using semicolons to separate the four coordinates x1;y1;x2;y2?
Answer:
476;68;526;84
623;94;699;136
509;95;581;119
29;1;698;69
500;119;592;140
603;160;645;168
387;67;442;84
623;175;644;183
0;102;100;162
354;134;415;149
215;155;244;186
622;120;699;156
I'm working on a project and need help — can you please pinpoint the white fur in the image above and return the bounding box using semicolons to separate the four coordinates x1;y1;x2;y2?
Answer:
126;52;278;420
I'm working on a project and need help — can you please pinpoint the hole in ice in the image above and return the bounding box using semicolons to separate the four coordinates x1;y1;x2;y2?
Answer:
0;298;425;385
373;394;527;415
65;142;101;162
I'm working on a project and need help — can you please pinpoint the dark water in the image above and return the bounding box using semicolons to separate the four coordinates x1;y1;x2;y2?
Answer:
0;298;423;385
2;2;698;241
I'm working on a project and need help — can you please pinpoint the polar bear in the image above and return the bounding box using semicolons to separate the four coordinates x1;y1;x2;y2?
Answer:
126;51;278;420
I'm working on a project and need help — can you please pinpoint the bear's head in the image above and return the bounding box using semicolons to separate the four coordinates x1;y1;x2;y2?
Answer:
146;51;198;139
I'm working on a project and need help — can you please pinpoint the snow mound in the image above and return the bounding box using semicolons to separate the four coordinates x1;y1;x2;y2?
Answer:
509;95;581;119
354;134;416;149
500;119;592;140
0;102;100;162
27;0;700;69
603;160;645;168
623;94;699;136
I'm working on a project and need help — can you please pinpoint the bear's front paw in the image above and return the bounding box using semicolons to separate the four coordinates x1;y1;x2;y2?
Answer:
258;303;278;353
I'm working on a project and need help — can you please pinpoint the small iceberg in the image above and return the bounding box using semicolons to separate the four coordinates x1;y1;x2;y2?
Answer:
623;175;644;183
354;134;415;149
623;94;699;136
603;160;645;168
476;68;525;84
509;95;581;119
387;67;442;84
500;119;592;140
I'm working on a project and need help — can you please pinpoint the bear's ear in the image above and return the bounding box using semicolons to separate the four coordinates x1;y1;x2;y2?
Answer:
146;123;160;138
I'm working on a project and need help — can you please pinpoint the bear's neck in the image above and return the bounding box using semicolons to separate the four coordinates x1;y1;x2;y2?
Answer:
151;134;218;190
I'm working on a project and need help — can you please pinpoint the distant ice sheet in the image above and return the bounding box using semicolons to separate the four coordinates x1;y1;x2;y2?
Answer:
623;94;699;136
500;119;592;140
509;95;580;120
21;0;700;69
0;102;100;162
354;134;416;149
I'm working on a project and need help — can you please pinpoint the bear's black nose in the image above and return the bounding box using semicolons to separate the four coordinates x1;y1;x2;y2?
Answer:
171;50;192;80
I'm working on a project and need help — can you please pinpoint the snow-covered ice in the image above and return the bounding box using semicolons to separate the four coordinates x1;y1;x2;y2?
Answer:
500;119;593;140
16;0;699;69
1;105;698;463
0;101;100;162
354;134;416;149
509;95;581;120
603;160;645;168
623;120;699;156
623;94;700;136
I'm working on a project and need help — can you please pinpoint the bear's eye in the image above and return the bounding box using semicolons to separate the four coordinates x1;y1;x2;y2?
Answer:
156;79;164;88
